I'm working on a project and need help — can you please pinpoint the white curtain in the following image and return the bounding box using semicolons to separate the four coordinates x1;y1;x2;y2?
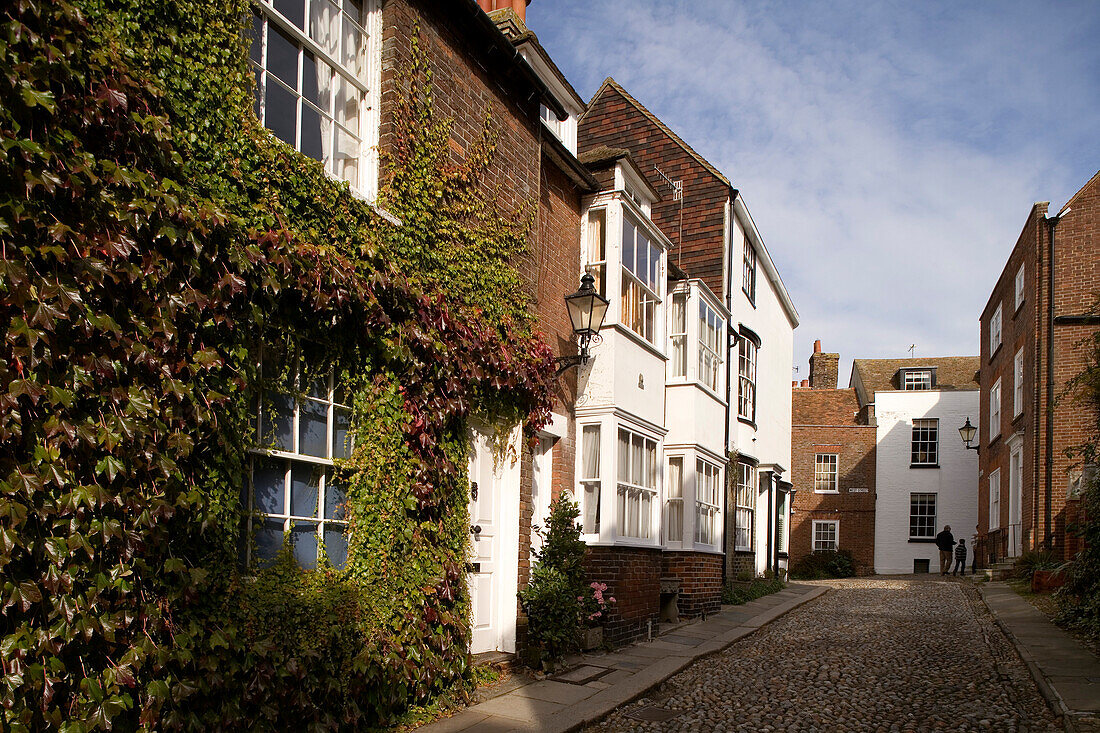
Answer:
309;0;337;175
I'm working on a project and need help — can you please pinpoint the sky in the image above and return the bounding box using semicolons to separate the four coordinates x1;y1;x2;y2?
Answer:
526;0;1100;385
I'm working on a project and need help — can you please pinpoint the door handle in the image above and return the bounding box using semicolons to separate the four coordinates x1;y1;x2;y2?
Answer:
470;524;482;535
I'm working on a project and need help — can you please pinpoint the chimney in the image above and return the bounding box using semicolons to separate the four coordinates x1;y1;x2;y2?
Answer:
808;340;839;389
800;379;809;388
477;0;531;24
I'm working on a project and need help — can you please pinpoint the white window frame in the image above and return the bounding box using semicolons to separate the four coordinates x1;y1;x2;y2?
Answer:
776;491;789;554
814;454;839;493
990;303;1003;356
742;235;757;303
911;419;939;466
248;352;352;570
909;492;937;539
619;213;662;343
669;291;688;379
665;456;684;544
734;462;756;551
694;458;721;547
579;424;602;535
616;427;658;540
990;378;1002;442
585;209;607;299
697;300;723;392
738;336;757;421
903;370;933;390
988;468;1001;531
249;0;379;198
1014;265;1025;310
1013;348;1024;417
812;520;838;552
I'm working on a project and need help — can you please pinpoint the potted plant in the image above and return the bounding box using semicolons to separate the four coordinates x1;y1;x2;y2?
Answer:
579;581;615;650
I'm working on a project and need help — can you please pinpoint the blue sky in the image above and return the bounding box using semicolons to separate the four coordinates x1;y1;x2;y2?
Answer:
526;0;1100;383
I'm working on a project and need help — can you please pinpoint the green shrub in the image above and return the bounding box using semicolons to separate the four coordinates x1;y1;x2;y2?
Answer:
789;549;857;580
1014;549;1061;580
519;496;588;667
721;575;786;605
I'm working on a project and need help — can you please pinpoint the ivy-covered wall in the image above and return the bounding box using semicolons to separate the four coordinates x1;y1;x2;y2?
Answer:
0;0;557;729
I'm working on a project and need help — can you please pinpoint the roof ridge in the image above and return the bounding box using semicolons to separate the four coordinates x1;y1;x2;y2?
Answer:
584;77;730;187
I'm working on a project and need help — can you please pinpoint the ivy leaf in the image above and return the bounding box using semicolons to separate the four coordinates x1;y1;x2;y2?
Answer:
20;84;57;112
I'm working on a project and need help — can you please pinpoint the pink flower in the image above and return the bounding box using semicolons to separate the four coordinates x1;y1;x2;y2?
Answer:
608;597;616;603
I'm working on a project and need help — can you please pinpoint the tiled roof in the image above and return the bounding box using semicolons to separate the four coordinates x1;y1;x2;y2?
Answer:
583;78;731;187
850;356;980;395
792;388;866;426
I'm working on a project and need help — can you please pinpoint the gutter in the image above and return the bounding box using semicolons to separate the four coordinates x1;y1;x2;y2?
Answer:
462;0;568;120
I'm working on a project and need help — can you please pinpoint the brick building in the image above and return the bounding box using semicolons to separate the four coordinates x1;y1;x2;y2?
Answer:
790;342;877;574
572;79;798;643
977;170;1100;566
249;0;593;656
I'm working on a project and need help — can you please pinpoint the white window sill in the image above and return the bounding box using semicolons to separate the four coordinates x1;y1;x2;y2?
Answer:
611;323;666;360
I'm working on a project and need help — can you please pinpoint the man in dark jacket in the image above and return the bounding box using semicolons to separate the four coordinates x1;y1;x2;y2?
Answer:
936;525;956;576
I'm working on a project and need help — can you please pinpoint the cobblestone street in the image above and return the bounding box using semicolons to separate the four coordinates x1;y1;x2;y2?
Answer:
588;578;1062;732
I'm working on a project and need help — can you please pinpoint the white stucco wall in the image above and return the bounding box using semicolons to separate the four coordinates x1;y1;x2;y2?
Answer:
873;390;980;574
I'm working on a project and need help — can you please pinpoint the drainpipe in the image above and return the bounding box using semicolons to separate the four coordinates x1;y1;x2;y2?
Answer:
765;472;773;577
1043;212;1061;551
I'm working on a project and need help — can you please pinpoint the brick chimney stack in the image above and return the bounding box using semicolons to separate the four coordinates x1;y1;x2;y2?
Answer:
477;0;531;23
808;339;840;389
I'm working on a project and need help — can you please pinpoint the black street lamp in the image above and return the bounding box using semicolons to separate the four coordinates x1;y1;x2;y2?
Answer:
557;273;609;374
958;417;979;453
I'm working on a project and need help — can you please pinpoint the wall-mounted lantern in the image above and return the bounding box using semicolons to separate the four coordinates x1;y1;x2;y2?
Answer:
557;273;609;375
958;417;979;453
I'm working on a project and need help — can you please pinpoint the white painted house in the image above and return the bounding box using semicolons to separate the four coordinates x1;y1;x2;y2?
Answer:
851;358;981;574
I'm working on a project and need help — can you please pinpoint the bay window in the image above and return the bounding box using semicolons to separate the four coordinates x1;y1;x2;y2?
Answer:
734;461;756;551
620;216;661;342
580;425;601;534
666;457;684;543
698;301;723;391
695;459;721;546
670;293;687;378
249;0;376;195
616;428;657;540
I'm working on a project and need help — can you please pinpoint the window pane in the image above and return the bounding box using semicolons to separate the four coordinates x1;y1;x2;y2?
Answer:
631;435;643;485
267;23;299;89
645;440;656;489
250;11;264;65
342;14;366;74
255;518;285;565
301;51;330;110
273;0;305;29
290;462;322;517
334;78;361;133
324;471;346;519
622;220;635;272
668;458;683;498
583;482;600;534
300;102;326;161
262;391;294;450
617;430;630;483
297;397;327;456
265;79;298;147
291;522;318;569
667;498;682;542
582;425;600;479
324;526;348;569
333;407;351;459
309;0;340;56
254;458;286;514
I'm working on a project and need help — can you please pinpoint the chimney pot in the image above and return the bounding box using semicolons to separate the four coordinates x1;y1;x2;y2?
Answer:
814;339;822;353
801;379;810;388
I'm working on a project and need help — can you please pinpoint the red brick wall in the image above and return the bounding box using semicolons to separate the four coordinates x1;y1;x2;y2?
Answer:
661;552;723;617
979;171;1099;561
579;84;731;299
790;388;877;573
584;546;662;646
380;1;585;635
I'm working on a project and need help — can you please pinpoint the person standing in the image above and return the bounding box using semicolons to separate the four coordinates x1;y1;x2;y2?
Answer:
953;539;968;576
935;525;956;576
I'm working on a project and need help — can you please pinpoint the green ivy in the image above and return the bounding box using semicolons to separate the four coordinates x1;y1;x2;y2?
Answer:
1;0;555;729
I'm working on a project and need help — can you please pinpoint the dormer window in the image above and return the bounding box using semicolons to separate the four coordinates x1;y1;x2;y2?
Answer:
621;215;662;342
902;369;933;390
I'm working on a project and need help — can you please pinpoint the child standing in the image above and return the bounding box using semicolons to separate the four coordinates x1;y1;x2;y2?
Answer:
953;538;968;576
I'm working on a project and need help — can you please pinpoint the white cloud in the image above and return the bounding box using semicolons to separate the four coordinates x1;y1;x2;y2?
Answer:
527;0;1100;379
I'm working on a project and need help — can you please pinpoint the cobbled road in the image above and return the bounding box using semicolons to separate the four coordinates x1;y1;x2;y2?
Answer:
588;578;1061;733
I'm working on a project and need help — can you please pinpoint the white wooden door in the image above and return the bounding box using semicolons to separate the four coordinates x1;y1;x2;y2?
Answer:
468;429;501;654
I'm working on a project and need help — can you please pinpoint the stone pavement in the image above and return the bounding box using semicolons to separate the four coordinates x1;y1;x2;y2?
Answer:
416;583;828;733
981;581;1100;732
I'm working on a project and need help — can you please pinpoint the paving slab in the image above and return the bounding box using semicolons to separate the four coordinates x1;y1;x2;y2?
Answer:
512;680;597;705
980;582;1100;729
